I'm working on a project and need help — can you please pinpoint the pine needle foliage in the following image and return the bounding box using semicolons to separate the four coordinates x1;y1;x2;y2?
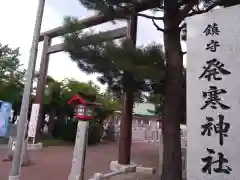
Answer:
63;17;165;97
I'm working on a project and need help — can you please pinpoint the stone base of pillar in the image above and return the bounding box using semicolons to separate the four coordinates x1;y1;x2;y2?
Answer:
89;161;156;180
2;151;33;166
110;161;137;173
136;165;156;174
27;142;43;150
110;160;156;174
8;175;20;180
2;153;13;162
2;140;34;166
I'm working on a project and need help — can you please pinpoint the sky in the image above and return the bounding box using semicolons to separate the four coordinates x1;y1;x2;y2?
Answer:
0;0;186;92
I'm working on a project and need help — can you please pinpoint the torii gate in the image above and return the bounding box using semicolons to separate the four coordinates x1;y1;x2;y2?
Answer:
33;0;156;167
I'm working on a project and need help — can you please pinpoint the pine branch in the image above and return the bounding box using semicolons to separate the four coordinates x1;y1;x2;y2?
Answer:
187;1;219;17
137;13;164;20
63;15;166;94
178;0;187;8
153;6;164;12
179;22;186;29
152;19;164;32
195;3;201;12
176;0;197;25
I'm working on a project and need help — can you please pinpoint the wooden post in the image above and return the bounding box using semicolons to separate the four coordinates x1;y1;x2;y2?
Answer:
118;13;137;165
34;35;51;141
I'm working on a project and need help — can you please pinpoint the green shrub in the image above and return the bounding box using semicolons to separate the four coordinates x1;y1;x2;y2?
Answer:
52;119;103;145
88;121;104;145
52;119;77;142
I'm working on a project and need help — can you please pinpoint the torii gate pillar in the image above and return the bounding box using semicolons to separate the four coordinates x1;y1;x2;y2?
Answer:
34;35;51;141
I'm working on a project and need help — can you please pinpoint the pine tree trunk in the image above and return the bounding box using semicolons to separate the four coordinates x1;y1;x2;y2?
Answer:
118;87;134;164
161;8;183;180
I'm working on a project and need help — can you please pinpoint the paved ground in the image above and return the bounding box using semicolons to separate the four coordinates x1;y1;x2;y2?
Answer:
0;141;159;180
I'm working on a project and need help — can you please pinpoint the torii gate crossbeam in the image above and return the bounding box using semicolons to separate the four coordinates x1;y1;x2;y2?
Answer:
38;0;156;41
47;27;127;54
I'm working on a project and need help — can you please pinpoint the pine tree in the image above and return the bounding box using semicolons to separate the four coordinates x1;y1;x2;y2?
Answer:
63;18;165;101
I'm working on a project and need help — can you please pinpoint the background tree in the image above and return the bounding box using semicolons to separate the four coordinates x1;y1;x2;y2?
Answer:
41;77;121;137
0;42;121;144
0;43;26;122
47;78;121;144
147;93;164;116
43;78;63;135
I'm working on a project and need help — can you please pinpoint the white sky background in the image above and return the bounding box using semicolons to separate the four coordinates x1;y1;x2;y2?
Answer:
0;0;186;92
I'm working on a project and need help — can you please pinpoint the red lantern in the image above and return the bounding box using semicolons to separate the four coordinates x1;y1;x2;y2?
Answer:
68;92;101;121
